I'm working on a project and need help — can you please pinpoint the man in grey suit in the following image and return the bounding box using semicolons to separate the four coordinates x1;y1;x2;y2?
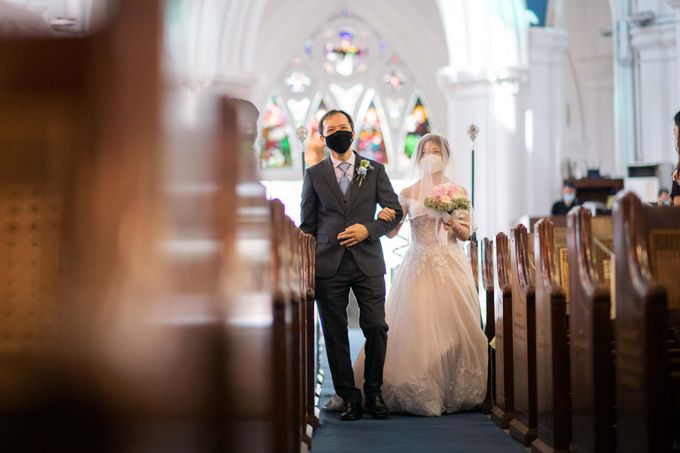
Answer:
300;109;403;421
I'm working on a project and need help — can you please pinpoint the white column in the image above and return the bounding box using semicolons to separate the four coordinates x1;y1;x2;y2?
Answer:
437;67;527;238
630;22;677;164
669;0;680;99
527;27;569;216
612;0;638;171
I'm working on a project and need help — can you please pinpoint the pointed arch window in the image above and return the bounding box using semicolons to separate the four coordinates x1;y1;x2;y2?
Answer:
356;95;388;164
403;96;431;159
260;95;293;169
305;97;331;166
261;11;437;178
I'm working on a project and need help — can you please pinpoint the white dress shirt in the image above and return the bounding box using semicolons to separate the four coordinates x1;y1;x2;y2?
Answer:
330;152;356;184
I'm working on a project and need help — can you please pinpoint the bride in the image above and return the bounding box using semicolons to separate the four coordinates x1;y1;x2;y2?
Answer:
329;133;488;416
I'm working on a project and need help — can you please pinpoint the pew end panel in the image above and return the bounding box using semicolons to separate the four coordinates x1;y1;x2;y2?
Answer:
508;224;538;447
567;208;615;453
481;237;496;415
491;232;514;429
532;219;570;453
613;192;680;453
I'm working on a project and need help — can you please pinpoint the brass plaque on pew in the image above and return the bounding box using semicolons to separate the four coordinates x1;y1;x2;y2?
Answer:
559;248;569;303
649;230;680;310
554;227;569;306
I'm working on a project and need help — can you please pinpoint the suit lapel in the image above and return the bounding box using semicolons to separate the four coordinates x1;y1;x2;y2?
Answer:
346;152;363;212
320;157;347;210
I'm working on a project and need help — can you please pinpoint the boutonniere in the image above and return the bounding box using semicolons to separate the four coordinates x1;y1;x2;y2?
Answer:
354;159;374;187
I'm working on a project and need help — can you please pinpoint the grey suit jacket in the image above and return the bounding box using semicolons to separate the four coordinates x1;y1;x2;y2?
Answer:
300;152;403;278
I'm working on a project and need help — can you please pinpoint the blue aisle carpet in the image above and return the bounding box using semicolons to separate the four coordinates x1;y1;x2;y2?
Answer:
312;329;525;453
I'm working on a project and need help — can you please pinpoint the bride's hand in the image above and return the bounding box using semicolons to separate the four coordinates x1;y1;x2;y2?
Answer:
378;207;396;222
442;218;458;232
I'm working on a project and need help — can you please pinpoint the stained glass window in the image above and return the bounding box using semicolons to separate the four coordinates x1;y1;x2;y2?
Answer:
329;83;364;115
309;98;329;139
305;98;330;166
404;97;431;159
285;71;311;94
287;98;311;126
357;98;388;164
260;95;292;168
323;28;368;77
262;13;437;176
384;97;405;129
383;69;406;92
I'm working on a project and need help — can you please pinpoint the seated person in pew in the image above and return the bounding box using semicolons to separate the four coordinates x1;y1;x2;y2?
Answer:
657;188;671;207
551;181;581;215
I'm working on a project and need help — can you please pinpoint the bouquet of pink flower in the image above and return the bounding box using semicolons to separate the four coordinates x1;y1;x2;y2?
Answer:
424;183;471;214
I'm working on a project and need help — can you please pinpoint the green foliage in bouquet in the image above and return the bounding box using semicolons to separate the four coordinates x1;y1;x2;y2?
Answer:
424;196;471;214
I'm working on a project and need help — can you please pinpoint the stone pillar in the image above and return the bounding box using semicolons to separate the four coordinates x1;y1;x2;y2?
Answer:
629;21;677;164
527;27;569;216
668;0;680;105
437;67;527;238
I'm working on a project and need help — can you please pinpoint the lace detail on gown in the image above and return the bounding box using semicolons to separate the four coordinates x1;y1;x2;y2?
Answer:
401;217;455;280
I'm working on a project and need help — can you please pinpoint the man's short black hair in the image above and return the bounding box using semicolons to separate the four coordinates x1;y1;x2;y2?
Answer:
318;109;354;136
563;180;576;190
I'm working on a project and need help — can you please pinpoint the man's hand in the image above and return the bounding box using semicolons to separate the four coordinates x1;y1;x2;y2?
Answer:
338;224;369;247
377;207;397;222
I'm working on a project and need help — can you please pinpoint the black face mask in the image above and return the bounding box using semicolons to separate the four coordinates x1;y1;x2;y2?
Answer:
324;130;353;153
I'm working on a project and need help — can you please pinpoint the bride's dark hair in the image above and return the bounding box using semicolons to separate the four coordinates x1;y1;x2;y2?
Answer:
414;133;451;165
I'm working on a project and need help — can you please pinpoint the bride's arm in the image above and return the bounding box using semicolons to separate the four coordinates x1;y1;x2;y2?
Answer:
444;186;472;241
385;202;408;238
446;210;471;241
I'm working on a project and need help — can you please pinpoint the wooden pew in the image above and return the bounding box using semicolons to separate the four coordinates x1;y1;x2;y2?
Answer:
567;208;615;453
481;238;496;414
613;192;680;452
509;224;538;446
226;99;318;451
270;200;299;452
303;234;320;430
469;237;480;291
291;219;313;449
491;232;514;428
0;2;188;452
0;4;318;453
532;219;570;453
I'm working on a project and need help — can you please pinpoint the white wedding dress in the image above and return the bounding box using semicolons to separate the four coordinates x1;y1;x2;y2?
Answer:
328;193;489;416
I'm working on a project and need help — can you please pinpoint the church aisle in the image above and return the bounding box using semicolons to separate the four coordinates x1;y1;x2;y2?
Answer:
312;329;525;453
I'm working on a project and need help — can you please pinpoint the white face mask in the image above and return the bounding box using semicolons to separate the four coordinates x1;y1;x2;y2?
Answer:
419;154;446;173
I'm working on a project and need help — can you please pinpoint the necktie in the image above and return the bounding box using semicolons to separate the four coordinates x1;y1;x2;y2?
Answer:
338;161;351;195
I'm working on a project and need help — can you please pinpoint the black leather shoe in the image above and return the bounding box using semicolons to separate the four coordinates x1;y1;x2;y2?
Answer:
340;400;362;421
365;393;389;419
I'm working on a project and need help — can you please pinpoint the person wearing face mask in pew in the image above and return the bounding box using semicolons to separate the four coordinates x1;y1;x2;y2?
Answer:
551;181;581;215
655;188;671;207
